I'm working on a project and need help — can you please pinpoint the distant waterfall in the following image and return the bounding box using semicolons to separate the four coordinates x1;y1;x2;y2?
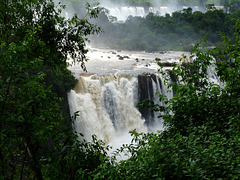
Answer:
106;6;168;21
107;6;146;21
68;73;172;143
103;5;223;21
104;6;197;21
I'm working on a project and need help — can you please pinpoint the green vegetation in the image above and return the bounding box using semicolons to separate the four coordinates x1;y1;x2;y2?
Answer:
0;0;104;179
89;20;240;179
63;0;240;51
92;5;240;51
1;0;239;179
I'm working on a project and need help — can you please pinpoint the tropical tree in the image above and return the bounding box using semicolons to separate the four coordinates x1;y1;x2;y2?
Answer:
0;0;104;179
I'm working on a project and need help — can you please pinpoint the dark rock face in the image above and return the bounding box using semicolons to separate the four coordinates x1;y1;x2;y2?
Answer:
138;74;155;126
117;54;124;60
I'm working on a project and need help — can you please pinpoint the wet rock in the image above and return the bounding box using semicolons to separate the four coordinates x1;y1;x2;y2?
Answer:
160;62;176;67
118;56;124;60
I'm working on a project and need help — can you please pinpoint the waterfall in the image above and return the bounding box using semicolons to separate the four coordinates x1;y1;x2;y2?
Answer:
104;6;207;21
207;62;224;88
106;6;168;21
67;55;222;144
67;54;223;157
68;73;172;143
107;6;146;21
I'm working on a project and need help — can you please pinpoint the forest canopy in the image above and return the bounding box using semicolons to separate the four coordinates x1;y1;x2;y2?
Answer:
0;0;239;179
87;2;240;51
0;0;102;179
63;0;240;51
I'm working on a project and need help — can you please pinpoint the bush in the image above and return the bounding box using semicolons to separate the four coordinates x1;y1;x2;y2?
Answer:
87;19;240;179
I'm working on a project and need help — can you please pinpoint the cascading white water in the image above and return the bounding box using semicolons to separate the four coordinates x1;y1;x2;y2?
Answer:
68;77;114;142
68;74;150;143
67;73;174;144
106;6;171;21
107;6;146;21
207;61;224;88
67;48;222;160
102;5;217;21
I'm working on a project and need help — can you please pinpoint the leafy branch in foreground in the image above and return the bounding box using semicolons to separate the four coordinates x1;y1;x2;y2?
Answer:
89;20;240;179
0;0;105;179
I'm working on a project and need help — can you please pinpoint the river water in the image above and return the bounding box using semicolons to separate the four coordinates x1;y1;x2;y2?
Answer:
68;47;189;77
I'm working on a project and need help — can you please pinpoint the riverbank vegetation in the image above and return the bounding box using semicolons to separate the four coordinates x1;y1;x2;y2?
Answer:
91;3;240;51
86;19;240;179
0;0;239;179
63;0;240;51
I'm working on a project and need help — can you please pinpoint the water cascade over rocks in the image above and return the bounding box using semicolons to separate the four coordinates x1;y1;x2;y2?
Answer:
67;48;221;154
67;48;188;146
68;73;173;143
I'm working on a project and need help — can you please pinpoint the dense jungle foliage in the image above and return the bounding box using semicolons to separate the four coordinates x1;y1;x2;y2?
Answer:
64;0;240;51
0;0;239;179
91;4;240;51
0;0;104;179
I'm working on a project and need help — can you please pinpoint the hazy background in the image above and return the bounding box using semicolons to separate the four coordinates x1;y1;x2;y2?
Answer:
58;0;240;51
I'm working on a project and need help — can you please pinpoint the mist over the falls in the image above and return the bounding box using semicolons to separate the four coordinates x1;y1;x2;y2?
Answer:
98;0;210;21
